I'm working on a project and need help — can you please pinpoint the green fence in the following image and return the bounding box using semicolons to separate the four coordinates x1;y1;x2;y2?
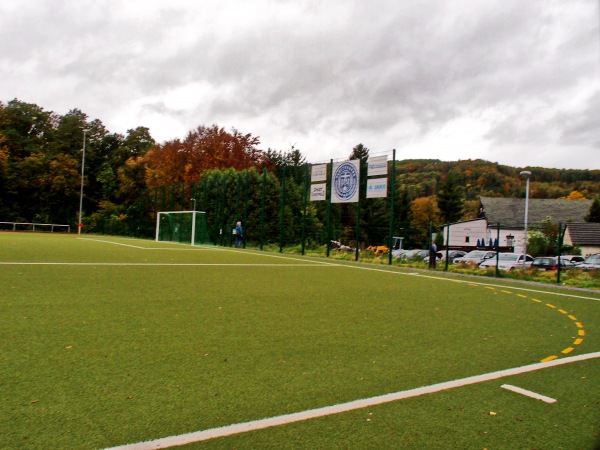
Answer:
88;161;592;286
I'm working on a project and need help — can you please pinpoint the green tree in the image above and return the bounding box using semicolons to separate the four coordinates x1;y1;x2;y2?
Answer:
409;197;442;248
436;172;465;223
585;197;600;222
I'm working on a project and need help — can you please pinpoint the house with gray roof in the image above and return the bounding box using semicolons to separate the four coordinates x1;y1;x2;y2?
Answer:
563;222;600;256
442;197;594;253
478;197;592;228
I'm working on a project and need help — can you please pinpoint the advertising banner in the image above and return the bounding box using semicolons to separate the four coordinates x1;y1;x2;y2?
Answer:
366;177;388;198
310;183;327;201
331;160;360;203
367;155;388;177
311;164;327;182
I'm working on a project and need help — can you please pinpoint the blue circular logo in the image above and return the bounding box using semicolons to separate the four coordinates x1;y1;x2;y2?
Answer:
333;162;358;200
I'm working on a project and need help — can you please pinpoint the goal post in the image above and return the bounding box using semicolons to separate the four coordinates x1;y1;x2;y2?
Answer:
155;211;211;246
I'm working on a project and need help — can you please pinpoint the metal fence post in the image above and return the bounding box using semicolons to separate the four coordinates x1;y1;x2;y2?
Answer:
444;223;450;271
260;168;266;251
388;150;396;266
301;163;309;255
326;160;333;258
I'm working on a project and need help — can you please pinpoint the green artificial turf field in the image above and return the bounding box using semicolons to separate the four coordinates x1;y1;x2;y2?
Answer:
0;233;598;449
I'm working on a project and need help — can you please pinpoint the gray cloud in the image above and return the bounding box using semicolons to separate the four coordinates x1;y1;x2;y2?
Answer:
1;0;598;169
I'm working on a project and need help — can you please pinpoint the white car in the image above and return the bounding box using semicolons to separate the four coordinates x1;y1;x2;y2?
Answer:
578;254;600;270
560;255;585;265
479;253;534;271
453;250;496;265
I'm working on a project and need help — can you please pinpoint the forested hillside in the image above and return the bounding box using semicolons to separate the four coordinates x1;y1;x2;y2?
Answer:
1;98;599;247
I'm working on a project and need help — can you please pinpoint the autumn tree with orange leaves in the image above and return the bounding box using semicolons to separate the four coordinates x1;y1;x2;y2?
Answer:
143;125;269;187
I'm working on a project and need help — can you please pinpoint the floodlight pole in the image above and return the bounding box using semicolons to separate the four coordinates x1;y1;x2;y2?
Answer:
78;129;87;235
520;170;532;272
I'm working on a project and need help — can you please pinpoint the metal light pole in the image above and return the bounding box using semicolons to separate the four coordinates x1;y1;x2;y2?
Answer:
78;129;87;235
520;170;532;272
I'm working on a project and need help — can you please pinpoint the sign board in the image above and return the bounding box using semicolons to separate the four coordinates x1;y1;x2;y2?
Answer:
311;164;327;182
367;155;388;177
331;160;360;203
310;183;327;201
366;177;388;198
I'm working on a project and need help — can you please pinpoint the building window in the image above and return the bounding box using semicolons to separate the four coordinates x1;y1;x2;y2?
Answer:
465;236;470;243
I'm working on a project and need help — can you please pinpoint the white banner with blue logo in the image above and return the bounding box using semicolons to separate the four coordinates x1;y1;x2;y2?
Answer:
366;177;388;198
331;160;360;203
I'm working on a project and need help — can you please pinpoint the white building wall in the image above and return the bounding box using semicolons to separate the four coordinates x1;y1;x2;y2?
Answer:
444;219;527;250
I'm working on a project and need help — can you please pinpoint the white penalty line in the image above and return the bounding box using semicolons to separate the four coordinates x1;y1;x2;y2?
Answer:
500;384;557;403
106;351;600;450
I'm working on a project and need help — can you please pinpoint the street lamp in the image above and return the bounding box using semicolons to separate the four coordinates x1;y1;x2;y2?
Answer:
520;170;532;272
78;129;87;235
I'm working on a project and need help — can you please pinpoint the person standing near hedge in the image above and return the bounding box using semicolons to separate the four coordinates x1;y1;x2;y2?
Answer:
235;221;244;248
429;242;437;269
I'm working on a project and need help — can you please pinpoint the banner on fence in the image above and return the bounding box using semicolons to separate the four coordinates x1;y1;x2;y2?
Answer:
331;160;360;203
366;177;388;198
311;164;327;182
310;183;327;201
368;155;388;176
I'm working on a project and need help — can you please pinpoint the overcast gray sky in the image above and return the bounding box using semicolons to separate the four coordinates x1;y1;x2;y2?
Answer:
1;0;599;169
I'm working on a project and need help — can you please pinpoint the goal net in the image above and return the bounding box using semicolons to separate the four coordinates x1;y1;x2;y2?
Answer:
155;211;211;246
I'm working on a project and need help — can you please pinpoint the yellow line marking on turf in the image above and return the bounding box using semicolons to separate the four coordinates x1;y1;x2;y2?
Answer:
500;290;512;294
485;286;495;290
517;294;528;298
518;300;588;363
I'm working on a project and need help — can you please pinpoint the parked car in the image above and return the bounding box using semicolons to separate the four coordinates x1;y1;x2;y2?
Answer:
531;257;577;271
398;249;429;260
392;248;407;258
559;255;585;265
479;253;534;271
578;254;600;270
423;250;467;263
453;250;496;265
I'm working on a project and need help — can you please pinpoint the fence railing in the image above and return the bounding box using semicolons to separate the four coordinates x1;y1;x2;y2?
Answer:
0;222;71;233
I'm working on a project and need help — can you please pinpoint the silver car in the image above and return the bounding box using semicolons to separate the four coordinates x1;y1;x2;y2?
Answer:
453;250;496;265
578;254;600;270
479;253;533;271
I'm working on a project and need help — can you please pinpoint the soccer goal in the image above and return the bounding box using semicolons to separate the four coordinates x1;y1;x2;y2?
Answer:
155;211;211;246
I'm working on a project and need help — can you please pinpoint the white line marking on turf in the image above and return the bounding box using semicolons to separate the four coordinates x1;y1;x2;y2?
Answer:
105;351;600;450
500;384;557;403
77;237;149;249
47;237;600;300
0;262;331;267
